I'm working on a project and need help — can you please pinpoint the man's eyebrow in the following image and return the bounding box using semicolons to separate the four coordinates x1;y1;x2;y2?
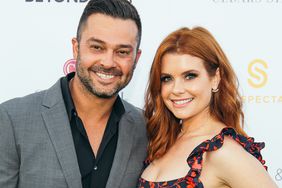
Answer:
85;37;134;49
117;44;134;49
86;37;105;44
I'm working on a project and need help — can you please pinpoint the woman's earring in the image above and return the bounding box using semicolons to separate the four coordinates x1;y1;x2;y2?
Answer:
212;88;219;93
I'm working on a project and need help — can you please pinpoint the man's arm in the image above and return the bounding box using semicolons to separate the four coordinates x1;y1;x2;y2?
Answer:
0;106;19;187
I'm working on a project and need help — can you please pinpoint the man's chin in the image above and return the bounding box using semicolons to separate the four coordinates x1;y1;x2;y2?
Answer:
95;93;117;99
91;88;120;99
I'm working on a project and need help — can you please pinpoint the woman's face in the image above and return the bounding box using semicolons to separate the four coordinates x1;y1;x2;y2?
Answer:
160;53;219;121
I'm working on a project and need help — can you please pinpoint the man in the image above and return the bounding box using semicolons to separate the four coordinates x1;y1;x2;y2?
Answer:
0;0;147;187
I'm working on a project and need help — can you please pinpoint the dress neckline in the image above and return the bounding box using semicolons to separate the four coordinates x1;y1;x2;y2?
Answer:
139;127;230;185
139;127;266;188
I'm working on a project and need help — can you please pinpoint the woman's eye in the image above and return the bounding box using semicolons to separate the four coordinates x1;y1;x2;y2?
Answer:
161;76;172;82
185;73;197;80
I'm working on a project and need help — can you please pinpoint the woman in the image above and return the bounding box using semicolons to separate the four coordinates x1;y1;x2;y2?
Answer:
138;27;277;188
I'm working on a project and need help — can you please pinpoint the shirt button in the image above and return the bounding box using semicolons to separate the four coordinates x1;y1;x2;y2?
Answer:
94;166;98;171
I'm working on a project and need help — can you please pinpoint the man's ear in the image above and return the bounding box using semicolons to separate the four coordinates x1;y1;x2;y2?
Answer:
135;49;142;65
72;38;79;60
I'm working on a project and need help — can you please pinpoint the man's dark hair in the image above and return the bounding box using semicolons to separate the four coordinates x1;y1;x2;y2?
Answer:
77;0;142;49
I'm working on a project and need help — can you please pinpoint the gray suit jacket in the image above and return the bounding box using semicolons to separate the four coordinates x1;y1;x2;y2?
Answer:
0;79;147;188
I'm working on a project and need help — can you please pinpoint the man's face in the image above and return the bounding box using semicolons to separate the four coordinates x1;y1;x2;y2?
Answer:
72;13;141;98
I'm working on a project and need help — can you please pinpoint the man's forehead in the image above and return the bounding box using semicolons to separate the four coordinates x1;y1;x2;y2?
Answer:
78;14;139;48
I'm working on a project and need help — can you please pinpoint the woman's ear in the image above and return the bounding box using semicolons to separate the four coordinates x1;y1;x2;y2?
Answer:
212;68;221;91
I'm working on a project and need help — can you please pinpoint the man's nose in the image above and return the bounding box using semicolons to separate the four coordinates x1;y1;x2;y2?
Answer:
100;50;117;68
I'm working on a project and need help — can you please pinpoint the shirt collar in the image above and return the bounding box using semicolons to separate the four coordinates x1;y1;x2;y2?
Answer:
60;72;76;121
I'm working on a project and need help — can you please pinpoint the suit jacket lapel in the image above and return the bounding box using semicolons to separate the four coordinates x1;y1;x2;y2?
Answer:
41;80;82;188
106;113;135;188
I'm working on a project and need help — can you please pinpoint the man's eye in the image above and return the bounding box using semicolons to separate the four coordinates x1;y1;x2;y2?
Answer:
90;45;103;51
117;50;130;56
160;76;172;82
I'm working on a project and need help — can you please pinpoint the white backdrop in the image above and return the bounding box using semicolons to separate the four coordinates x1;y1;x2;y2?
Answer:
0;0;281;186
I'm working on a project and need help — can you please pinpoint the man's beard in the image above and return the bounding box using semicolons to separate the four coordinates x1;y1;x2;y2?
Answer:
76;55;135;99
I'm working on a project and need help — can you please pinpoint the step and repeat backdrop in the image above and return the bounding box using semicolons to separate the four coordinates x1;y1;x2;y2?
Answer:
0;0;281;185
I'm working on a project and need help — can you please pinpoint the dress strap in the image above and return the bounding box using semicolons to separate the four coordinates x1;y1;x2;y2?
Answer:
186;127;267;182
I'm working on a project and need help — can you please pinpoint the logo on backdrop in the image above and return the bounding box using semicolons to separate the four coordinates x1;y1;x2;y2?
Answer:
275;168;282;181
63;59;76;75
25;0;88;3
248;59;268;88
242;59;282;103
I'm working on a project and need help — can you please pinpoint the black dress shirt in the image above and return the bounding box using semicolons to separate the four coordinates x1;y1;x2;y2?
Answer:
60;72;125;188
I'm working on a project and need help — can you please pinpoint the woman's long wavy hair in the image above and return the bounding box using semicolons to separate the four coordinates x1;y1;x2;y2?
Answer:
144;27;246;161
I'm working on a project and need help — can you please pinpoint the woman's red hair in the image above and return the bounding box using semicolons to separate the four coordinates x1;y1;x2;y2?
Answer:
144;27;246;161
